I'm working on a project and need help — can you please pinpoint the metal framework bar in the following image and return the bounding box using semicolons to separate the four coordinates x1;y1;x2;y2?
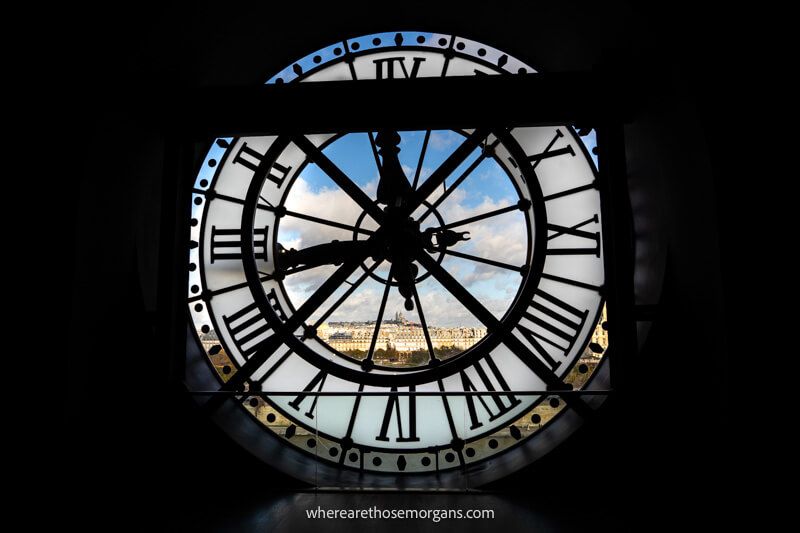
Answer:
186;390;614;396
176;73;633;137
160;134;195;386
597;122;636;390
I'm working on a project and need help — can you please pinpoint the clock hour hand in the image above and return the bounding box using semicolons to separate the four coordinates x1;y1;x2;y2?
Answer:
275;240;373;271
375;129;412;208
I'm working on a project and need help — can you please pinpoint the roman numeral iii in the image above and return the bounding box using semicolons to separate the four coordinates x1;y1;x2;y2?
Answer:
210;226;269;263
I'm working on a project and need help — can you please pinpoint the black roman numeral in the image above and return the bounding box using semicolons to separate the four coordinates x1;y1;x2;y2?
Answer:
266;288;288;322
232;142;292;187
546;214;600;256
221;289;286;359
373;57;425;79
527;129;575;169
210;226;268;263
460;357;521;430
376;386;420;442
222;302;273;359
288;370;327;419
540;273;602;293
543;182;597;202
514;288;589;370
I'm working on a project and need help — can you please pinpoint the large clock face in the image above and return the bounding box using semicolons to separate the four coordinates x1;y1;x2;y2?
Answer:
186;31;609;483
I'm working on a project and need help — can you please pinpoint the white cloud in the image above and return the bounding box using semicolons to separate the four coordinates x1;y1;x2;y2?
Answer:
429;131;460;151
280;177;379;249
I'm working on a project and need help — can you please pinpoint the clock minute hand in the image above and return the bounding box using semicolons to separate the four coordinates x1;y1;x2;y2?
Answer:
375;129;412;207
275;240;373;271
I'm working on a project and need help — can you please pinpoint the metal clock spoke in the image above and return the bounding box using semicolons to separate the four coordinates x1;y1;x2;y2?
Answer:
407;127;493;215
311;260;385;330
257;262;320;280
436;202;526;231
415;137;502;224
414;250;501;330
275;208;374;236
364;264;396;369
292;134;385;224
410;281;438;365
367;131;383;173
411;129;431;190
440;249;525;273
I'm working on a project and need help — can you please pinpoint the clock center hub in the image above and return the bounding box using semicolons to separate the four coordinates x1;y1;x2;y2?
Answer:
381;207;423;263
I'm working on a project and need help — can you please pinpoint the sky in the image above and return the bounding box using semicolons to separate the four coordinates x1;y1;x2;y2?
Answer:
278;130;528;328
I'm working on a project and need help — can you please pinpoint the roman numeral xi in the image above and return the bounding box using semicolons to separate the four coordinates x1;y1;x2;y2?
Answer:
233;142;292;187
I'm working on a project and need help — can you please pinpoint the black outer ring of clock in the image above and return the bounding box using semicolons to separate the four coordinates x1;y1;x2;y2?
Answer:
271;36;534;85
238;130;548;388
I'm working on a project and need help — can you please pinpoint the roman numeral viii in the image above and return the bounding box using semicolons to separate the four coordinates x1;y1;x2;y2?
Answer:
514;288;589;371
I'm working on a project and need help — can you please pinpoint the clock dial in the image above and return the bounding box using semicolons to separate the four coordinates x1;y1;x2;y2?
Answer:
187;31;608;479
